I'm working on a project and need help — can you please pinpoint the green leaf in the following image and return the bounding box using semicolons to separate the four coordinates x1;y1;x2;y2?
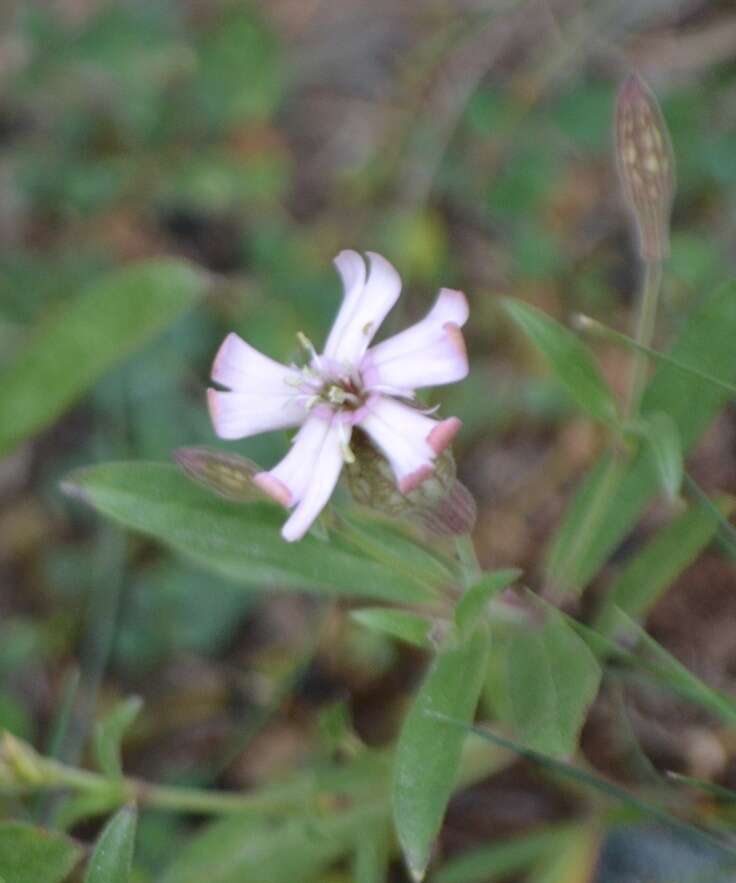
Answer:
455;569;522;635
551;604;736;726
595;496;732;636
159;805;386;883
0;259;209;456
685;472;736;560
351;608;433;649
62;462;435;603
393;626;489;881
503;299;618;425
577;314;736;396
0;822;82;883
435;824;573;883
608;609;736;725
667;772;736;803
632;412;683;502
437;721;736;863
83;807;137;883
547;279;736;590
93;696;143;778
487;608;600;759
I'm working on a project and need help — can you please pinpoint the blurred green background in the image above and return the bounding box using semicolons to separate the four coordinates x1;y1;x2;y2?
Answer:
1;0;735;880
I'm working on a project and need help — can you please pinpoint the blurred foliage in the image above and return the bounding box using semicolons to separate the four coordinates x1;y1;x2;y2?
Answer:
1;0;736;880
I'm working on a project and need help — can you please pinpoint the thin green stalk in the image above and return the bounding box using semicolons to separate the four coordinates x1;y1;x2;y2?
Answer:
546;452;623;596
625;260;663;419
3;737;326;816
127;776;315;815
550;260;663;595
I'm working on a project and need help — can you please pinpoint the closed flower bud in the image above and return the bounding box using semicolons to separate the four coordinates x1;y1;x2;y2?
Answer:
615;74;675;262
173;447;268;503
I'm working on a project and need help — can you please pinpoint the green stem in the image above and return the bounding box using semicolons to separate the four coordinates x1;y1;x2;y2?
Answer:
547;451;622;596
128;776;314;815
550;260;663;595
456;534;481;588
625;260;663;419
2;735;356;814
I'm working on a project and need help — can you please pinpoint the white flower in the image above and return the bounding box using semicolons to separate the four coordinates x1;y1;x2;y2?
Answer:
208;250;469;542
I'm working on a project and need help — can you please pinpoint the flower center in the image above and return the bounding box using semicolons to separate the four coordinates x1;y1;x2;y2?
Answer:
293;332;367;414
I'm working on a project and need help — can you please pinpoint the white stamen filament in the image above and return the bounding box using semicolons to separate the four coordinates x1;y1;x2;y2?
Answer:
337;420;355;464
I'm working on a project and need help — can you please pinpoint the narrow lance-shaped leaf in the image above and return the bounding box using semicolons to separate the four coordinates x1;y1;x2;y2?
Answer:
393;625;489;881
84;807;137;883
0;259;210;457
595;495;733;636
548;604;736;727
62;462;437;603
630;411;683;502
93;696;143;778
547;280;736;591
608;609;736;725
486;606;600;759
351;608;434;649
437;722;736;863
503;299;618;425
455;568;522;636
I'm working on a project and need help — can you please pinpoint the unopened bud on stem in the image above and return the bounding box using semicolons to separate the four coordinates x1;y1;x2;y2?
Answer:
173;447;268;503
615;74;675;262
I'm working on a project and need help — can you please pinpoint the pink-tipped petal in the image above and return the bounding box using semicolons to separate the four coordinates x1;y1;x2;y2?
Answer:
211;332;300;394
357;396;439;493
427;416;462;454
253;472;293;507
323;251;402;365
399;464;434;494
444;321;467;360
362;289;469;392
207;388;306;440
281;423;346;542
258;412;337;515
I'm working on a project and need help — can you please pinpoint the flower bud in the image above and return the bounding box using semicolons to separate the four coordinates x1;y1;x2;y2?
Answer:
615;74;675;262
345;431;477;537
173;447;268;503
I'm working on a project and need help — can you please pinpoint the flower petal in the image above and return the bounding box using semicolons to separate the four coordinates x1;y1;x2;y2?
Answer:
321;250;367;357
254;414;347;542
207;389;306;440
361;288;469;392
281;427;346;542
211;332;301;394
323;251;402;365
357;396;461;493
